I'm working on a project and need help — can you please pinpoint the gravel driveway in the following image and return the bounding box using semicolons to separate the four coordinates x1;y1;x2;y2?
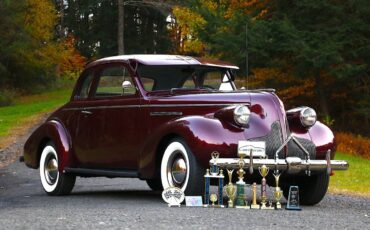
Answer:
0;126;369;229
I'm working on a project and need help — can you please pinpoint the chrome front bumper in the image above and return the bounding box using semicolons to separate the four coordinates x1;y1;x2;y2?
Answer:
209;157;349;174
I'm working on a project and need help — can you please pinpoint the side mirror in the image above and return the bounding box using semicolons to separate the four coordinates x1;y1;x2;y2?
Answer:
122;80;133;89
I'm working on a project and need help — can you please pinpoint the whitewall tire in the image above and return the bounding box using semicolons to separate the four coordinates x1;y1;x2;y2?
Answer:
160;138;203;195
39;143;75;196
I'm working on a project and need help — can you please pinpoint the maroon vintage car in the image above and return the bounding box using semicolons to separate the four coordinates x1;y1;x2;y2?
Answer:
22;55;348;205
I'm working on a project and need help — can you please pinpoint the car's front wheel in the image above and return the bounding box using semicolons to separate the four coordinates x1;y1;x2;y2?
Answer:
282;173;329;205
39;143;76;196
160;138;204;195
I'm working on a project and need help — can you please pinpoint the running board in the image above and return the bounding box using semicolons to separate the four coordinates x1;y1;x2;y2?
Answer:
63;168;139;178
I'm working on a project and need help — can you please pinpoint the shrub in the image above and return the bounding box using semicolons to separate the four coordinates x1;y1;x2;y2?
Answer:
336;132;370;159
0;90;16;106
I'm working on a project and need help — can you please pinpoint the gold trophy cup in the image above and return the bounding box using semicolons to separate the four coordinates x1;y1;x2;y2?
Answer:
210;194;218;206
225;169;236;208
258;165;269;209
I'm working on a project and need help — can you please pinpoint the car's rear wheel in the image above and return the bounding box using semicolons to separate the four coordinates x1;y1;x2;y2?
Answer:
39;143;76;196
282;173;329;205
160;138;204;195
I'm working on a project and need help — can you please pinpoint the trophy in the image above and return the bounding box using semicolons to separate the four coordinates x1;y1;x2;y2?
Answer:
250;182;260;209
235;159;248;208
225;169;236;208
204;152;224;208
258;164;269;209
273;173;282;209
286;186;301;210
210;194;218;206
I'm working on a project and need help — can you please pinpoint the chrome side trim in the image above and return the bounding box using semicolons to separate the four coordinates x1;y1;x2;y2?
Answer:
150;112;183;116
62;103;240;111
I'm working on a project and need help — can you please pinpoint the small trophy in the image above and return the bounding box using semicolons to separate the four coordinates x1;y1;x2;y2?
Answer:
250;182;260;209
286;186;301;210
273;173;282;209
210;194;218;206
225;169;236;208
258;164;269;209
204;152;224;208
235;159;249;208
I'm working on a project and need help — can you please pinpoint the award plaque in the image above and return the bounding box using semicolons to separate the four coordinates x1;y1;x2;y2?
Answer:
250;182;260;209
162;187;185;207
258;165;270;209
204;152;224;208
225;169;236;208
286;186;301;210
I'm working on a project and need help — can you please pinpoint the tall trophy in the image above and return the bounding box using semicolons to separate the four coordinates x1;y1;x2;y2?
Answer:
250;182;260;209
225;169;236;208
273;173;282;209
235;159;247;208
204;152;224;208
258;164;269;209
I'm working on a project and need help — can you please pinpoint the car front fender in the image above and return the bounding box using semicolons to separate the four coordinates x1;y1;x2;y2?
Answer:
23;119;74;171
139;115;249;179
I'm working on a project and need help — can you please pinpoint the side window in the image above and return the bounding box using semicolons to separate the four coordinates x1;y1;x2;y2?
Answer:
78;71;94;99
95;65;135;98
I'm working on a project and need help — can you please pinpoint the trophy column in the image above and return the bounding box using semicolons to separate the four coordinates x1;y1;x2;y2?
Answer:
235;159;248;208
258;165;269;209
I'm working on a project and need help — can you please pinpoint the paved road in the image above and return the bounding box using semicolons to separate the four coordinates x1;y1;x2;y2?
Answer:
0;159;369;230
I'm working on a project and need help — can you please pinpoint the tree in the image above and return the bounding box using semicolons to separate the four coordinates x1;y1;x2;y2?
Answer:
173;0;370;135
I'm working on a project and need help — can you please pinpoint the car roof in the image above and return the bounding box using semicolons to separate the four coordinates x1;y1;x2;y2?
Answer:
86;54;239;70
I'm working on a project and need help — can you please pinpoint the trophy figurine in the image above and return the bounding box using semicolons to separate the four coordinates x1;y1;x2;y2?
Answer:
273;173;282;209
258;164;270;209
225;169;236;208
250;182;260;209
235;159;247;208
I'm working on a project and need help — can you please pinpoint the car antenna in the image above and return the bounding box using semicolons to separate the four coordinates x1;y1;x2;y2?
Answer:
246;23;249;90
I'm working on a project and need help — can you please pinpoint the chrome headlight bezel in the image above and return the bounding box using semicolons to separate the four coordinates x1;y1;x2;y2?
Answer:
233;105;251;127
300;107;317;128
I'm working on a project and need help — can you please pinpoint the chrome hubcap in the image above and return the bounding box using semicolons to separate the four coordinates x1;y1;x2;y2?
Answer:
167;152;187;187
44;156;58;185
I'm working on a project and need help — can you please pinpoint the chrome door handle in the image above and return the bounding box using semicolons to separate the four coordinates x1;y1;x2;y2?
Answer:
81;110;92;115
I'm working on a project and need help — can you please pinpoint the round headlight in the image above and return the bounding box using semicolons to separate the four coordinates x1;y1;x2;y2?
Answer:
300;107;317;127
234;105;250;127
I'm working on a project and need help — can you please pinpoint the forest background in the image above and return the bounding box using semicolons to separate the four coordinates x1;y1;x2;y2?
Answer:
0;0;369;156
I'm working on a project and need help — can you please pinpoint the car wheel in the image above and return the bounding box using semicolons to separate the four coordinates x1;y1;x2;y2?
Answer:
39;143;76;196
282;173;329;205
160;138;204;195
146;179;163;191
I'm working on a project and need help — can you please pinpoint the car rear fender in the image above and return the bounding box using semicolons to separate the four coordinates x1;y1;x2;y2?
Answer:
23;119;73;171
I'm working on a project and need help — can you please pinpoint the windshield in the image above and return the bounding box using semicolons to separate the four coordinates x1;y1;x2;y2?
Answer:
137;65;235;92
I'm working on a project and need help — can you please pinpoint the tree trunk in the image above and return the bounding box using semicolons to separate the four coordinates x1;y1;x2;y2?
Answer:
315;71;330;119
118;0;124;55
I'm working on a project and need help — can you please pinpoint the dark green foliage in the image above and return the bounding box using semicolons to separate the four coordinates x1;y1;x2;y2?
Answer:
63;0;173;58
185;0;370;135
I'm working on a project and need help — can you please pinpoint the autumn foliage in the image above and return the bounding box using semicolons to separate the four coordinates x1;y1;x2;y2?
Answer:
336;133;370;159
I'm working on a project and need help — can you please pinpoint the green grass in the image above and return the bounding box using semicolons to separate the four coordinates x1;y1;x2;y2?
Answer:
0;89;72;137
329;152;370;197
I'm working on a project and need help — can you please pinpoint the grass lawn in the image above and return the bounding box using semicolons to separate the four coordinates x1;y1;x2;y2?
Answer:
0;89;72;149
329;152;370;197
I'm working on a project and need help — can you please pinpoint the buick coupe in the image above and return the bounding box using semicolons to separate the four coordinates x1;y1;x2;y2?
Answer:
22;55;348;205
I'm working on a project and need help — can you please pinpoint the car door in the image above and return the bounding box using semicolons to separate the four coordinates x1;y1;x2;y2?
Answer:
74;63;140;169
